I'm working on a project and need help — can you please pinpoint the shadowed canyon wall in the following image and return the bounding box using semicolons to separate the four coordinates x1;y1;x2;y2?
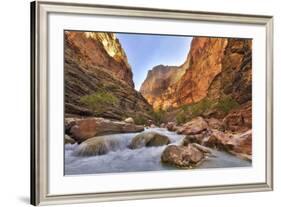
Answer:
64;31;152;120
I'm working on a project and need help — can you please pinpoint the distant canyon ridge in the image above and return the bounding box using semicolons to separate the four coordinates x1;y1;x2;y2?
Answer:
64;31;252;126
140;37;252;111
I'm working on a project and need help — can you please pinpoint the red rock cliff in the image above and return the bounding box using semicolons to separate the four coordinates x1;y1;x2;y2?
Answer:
140;65;185;109
65;31;134;87
64;31;152;120
140;37;252;110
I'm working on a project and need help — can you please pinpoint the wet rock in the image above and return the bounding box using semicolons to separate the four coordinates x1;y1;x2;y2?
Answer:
68;117;144;142
182;134;204;146
167;122;177;131
75;136;118;156
65;118;76;134
64;134;76;144
190;143;213;154
201;129;252;160
160;123;166;128
129;132;170;149
177;117;209;135
161;144;205;168
228;130;252;159
202;129;232;150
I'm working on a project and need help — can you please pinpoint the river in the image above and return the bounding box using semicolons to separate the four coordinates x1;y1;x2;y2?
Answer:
64;128;251;175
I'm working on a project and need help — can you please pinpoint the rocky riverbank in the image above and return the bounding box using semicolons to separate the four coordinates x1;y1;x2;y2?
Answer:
65;117;144;143
65;113;252;170
65;126;251;175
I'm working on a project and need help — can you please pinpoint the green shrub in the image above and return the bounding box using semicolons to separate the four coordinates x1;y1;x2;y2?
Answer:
176;112;188;125
215;96;239;113
181;98;214;118
102;82;119;91
134;114;147;125
80;90;118;113
148;109;166;125
180;96;239;120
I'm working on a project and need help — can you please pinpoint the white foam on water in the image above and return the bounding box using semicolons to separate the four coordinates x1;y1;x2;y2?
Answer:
64;128;251;175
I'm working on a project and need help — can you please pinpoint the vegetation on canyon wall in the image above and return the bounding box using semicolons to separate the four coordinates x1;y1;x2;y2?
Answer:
80;90;118;114
64;31;153;121
176;96;240;124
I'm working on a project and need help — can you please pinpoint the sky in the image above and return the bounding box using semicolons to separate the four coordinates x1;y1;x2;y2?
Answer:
116;33;192;90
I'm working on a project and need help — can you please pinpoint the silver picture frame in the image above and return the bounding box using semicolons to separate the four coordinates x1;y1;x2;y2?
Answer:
30;0;273;205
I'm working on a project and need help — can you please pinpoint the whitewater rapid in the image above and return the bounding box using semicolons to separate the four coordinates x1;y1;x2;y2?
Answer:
64;128;251;175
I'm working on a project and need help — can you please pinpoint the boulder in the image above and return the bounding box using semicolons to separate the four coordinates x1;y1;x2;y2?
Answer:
68;117;144;142
182;134;204;146
160;123;166;128
64;134;76;144
65;118;76;134
190;143;213;154
161;144;205;168
205;118;225;131
201;129;252;159
166;122;176;131
122;123;144;133
129;132;170;149
75;135;118;156
150;124;156;128
228;130;252;157
124;117;134;124
69;118;97;142
223;101;252;133
177;117;209;135
202;129;232;150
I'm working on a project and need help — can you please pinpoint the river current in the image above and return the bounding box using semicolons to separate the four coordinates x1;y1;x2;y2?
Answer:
64;128;251;175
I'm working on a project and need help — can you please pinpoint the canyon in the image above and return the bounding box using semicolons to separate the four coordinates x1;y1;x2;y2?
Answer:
64;31;252;174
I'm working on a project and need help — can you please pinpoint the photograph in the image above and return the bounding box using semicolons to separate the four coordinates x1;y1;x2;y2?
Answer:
64;31;252;175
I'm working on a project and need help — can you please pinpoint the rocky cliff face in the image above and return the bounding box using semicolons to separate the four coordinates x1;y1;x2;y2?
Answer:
64;31;152;120
140;65;185;109
65;31;134;87
140;37;252;111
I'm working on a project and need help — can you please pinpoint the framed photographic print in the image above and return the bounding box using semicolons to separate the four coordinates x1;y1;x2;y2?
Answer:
30;0;273;205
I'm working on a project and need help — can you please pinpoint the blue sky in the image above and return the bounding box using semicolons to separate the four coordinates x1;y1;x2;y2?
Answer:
116;33;192;90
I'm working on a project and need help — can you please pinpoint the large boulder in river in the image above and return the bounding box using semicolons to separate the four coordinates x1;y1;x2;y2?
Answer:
161;144;205;168
201;129;252;160
75;135;118;156
68;117;144;142
129;132;170;149
177;117;209;135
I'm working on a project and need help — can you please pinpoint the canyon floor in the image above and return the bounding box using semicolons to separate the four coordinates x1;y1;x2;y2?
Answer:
64;115;252;175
